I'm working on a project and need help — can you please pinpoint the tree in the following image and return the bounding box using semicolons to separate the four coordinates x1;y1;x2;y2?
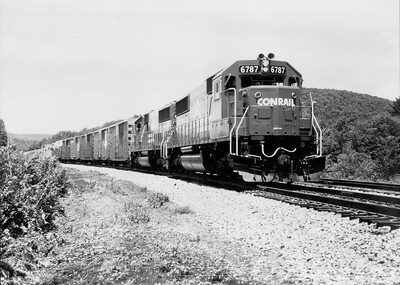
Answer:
324;148;377;180
367;114;400;180
391;97;400;117
0;119;8;147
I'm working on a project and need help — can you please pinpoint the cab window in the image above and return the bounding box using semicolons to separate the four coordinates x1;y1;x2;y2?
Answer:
225;75;236;89
214;81;221;100
289;76;301;87
240;75;284;88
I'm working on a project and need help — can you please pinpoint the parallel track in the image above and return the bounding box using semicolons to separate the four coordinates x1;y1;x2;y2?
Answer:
315;178;400;192
250;182;400;230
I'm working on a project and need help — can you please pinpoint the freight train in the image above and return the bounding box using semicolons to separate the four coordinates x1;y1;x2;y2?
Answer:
46;53;325;181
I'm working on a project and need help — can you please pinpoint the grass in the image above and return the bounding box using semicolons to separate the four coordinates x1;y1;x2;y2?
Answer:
146;192;170;208
123;200;150;224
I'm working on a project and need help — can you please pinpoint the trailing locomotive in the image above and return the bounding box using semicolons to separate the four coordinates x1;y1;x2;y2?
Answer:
53;53;325;181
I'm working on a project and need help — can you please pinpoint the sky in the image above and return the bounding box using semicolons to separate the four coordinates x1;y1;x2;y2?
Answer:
0;0;399;134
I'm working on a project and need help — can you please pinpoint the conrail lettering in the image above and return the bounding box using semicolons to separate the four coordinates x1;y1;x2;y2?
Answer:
257;98;295;107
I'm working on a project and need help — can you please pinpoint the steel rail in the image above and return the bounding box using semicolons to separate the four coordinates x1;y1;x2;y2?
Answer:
317;178;400;192
256;185;400;218
264;182;400;205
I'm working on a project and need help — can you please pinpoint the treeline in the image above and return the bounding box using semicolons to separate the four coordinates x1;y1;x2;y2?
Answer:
305;88;400;181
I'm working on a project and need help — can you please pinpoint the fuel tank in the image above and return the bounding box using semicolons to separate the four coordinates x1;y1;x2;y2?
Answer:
179;154;207;172
137;156;151;168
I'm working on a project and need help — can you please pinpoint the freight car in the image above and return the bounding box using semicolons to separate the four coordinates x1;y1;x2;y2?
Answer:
57;118;135;165
54;53;325;181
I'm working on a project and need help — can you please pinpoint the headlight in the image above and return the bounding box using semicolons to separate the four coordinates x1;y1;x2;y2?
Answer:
262;59;269;67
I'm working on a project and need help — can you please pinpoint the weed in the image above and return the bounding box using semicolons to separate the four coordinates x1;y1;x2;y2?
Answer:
209;269;231;283
146;192;169;208
72;178;96;194
123;201;150;224
136;186;148;193
109;178;122;194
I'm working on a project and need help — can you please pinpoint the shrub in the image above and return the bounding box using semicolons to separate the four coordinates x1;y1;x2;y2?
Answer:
0;147;70;238
146;192;169;208
123;200;150;224
0;118;7;147
324;149;377;180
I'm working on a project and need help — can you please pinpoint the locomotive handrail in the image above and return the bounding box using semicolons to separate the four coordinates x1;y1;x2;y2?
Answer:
309;92;323;157
314;111;322;156
222;88;237;155
234;106;250;155
260;142;297;158
160;132;166;157
163;129;175;158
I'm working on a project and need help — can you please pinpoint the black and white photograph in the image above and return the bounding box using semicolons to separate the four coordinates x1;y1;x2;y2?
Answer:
1;0;399;284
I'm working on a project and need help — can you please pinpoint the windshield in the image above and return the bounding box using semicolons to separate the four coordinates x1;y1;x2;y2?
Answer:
240;75;284;88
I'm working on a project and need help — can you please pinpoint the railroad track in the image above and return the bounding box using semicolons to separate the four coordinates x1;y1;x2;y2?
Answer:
314;178;400;192
63;162;400;230
250;182;400;230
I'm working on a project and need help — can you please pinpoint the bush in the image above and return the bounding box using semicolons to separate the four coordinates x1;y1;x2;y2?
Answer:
123;200;150;224
146;192;169;208
324;148;377;181
0;146;70;238
0;119;7;147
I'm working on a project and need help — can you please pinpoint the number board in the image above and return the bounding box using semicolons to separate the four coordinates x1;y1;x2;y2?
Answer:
270;66;286;74
239;65;260;74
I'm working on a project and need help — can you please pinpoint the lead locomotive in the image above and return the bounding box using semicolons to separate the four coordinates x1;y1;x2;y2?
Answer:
56;53;325;181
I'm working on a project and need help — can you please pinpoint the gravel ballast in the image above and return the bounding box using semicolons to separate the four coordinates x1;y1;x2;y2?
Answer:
63;165;400;284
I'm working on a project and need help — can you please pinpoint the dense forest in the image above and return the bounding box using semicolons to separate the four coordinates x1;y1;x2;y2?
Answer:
2;89;399;182
304;88;400;181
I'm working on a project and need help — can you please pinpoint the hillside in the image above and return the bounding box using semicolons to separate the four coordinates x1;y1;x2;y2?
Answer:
8;133;52;141
303;88;399;182
304;88;394;130
7;133;53;152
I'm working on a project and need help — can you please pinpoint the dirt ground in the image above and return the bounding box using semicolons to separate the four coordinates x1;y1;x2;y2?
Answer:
32;168;260;285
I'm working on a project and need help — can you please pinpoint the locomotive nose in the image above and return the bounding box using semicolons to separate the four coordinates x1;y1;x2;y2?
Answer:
245;86;301;137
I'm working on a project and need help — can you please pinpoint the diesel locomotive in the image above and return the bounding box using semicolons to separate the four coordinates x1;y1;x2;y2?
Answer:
52;53;325;181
